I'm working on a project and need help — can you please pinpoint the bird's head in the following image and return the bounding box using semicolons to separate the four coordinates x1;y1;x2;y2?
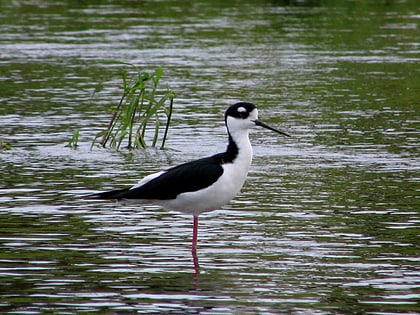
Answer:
225;102;290;137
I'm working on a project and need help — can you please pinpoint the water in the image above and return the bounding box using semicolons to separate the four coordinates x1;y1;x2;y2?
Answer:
1;0;419;314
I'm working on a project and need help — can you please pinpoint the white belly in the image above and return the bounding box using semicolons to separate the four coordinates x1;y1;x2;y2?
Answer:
163;160;251;215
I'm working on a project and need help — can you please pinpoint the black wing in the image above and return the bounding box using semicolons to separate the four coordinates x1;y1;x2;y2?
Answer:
87;154;225;200
86;187;131;200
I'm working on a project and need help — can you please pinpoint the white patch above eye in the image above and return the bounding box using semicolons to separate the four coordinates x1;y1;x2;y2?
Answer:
237;106;246;113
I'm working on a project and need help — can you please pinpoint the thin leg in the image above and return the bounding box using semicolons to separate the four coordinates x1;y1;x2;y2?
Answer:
192;215;199;253
192;215;200;276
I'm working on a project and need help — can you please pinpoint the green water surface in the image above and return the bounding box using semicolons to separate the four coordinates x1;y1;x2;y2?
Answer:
0;1;419;314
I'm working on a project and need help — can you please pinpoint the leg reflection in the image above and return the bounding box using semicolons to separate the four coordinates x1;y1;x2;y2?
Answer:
192;248;200;277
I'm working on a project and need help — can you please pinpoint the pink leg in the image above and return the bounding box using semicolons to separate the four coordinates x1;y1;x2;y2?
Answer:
192;215;200;275
192;215;199;253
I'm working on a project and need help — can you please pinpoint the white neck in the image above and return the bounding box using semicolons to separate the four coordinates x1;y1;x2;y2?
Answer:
226;119;253;170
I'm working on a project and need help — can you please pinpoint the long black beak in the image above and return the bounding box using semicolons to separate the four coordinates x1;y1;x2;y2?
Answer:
254;120;291;137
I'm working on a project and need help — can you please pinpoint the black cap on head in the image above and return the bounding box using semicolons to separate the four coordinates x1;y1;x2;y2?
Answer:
225;102;256;120
225;102;291;137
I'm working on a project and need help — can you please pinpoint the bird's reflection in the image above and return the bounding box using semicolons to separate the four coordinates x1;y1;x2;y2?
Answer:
192;249;200;278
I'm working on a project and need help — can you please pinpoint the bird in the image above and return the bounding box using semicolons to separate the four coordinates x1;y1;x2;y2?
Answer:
87;102;290;262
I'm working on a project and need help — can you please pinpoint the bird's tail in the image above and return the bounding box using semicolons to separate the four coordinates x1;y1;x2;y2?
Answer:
85;188;130;200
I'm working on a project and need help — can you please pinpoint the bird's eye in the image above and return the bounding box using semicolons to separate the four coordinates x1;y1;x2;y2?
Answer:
237;107;248;118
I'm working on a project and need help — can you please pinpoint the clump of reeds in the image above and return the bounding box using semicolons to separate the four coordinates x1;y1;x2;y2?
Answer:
92;66;175;150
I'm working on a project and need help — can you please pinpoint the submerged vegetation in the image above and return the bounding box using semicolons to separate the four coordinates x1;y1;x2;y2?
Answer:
0;138;12;151
92;65;175;150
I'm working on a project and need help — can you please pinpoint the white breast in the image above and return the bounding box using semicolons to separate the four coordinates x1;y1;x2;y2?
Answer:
164;135;253;215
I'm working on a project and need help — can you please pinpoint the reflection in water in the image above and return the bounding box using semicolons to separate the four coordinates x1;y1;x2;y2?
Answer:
192;249;200;279
0;0;419;314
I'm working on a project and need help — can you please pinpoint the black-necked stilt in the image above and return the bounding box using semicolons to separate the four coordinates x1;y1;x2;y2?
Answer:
87;102;290;259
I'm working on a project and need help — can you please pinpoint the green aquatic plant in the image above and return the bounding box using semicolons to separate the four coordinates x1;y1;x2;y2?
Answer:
66;129;80;149
93;65;175;150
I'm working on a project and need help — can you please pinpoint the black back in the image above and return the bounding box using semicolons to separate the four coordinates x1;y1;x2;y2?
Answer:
121;154;225;200
89;151;237;200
